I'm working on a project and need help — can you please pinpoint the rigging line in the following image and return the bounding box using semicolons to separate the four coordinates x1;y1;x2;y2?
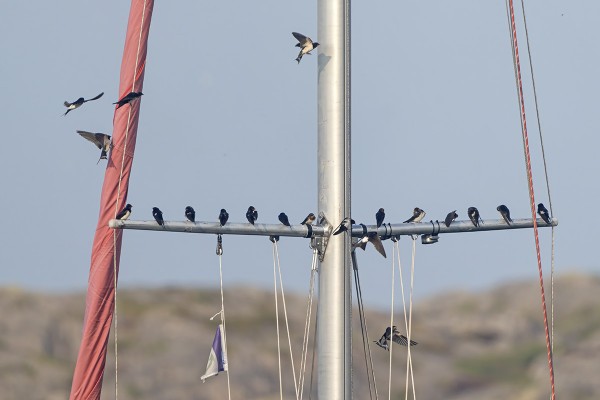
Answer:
351;252;378;400
506;2;556;399
388;244;396;400
218;252;232;400
308;300;318;400
299;250;318;400
518;0;556;356
272;242;284;400
113;233;119;400
393;240;415;399
275;243;300;399
404;238;417;400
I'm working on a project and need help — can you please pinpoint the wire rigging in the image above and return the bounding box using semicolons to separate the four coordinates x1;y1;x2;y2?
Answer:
351;251;379;400
505;1;556;398
298;249;319;400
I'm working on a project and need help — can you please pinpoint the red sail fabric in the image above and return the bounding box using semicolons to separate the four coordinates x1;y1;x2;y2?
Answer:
69;1;154;399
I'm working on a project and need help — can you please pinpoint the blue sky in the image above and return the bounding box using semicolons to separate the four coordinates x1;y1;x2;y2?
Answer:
0;1;597;308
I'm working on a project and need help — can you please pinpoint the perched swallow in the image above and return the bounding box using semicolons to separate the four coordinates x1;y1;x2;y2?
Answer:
497;204;512;225
219;209;229;226
444;210;458;227
333;218;355;235
113;91;143;109
467;207;482;227
537;203;551;224
278;212;291;226
292;32;320;64
246;206;258;225
185;206;195;223
301;213;316;225
354;232;386;258
116;204;132;220
376;208;385;228
77;130;112;163
152;207;164;226
404;207;426;223
63;92;104;116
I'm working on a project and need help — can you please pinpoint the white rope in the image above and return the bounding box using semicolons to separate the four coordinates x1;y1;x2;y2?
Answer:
404;238;417;400
112;3;149;398
275;243;300;399
299;249;318;400
388;245;395;400
272;242;284;400
218;253;232;400
394;240;415;400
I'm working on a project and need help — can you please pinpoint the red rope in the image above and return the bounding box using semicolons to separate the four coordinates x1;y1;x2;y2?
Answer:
508;1;555;398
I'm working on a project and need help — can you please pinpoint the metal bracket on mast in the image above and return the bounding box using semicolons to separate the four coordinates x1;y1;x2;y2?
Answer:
311;212;332;262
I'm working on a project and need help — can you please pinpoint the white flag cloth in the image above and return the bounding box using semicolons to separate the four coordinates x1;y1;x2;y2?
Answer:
201;324;228;382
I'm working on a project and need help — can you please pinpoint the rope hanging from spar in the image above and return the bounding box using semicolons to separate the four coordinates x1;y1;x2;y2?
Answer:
271;238;300;400
111;2;150;399
298;248;319;400
351;251;379;400
505;1;556;398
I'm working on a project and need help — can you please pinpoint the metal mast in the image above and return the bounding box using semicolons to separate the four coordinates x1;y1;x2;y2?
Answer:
316;0;351;398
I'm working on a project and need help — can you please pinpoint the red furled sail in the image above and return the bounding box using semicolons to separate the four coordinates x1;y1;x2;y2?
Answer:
69;1;154;399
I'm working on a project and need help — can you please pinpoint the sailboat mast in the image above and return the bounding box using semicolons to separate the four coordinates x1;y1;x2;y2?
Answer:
317;0;352;398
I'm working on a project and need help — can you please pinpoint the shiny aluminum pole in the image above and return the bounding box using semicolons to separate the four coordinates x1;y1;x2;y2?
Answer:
317;0;351;398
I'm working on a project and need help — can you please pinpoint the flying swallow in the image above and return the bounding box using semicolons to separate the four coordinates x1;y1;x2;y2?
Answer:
404;207;426;223
63;92;104;116
113;92;143;109
354;232;386;258
219;209;229;226
391;326;418;347
374;326;393;350
185;206;195;223
116;204;132;220
333;217;355;235
77;130;112;163
152;207;164;226
246;206;258;225
444;210;458;227
292;32;320;64
497;204;512;225
467;207;482;227
301;213;316;225
537;203;551;224
376;208;385;228
278;212;291;226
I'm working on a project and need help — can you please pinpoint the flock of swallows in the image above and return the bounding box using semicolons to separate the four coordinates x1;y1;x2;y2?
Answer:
63;32;318;163
112;203;552;256
63;91;143;163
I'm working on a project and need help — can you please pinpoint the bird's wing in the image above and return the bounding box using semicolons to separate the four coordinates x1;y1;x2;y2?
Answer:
86;92;104;102
392;334;417;347
368;234;387;258
292;32;307;43
77;130;103;149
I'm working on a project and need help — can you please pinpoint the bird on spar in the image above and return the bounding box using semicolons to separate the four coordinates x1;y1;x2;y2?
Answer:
374;326;418;351
63;92;104;116
113;91;143;109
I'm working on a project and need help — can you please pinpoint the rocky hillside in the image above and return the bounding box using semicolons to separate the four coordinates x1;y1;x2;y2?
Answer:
1;273;598;400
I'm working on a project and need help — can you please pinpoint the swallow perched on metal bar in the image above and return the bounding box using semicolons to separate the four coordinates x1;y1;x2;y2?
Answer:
537;203;551;224
404;207;426;223
246;206;258;225
185;206;195;223
152;207;164;226
376;208;385;228
116;204;132;220
467;207;482;227
219;209;229;226
278;212;291;227
444;210;458;227
497;204;512;225
301;213;316;225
